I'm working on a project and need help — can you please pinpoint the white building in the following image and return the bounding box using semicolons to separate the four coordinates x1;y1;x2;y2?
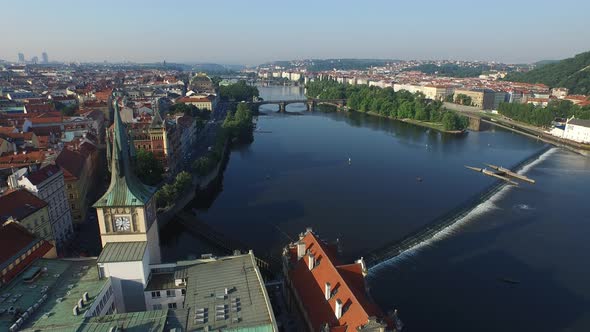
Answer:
563;118;590;144
8;164;74;251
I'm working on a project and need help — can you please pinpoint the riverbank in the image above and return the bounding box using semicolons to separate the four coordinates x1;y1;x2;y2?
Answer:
443;102;590;155
157;138;230;228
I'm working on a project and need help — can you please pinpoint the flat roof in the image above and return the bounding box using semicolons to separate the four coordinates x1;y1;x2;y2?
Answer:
181;253;277;331
1;258;108;332
97;241;147;263
145;272;183;292
77;309;168;332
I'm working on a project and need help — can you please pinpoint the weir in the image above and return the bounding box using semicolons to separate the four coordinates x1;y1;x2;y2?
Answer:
365;145;552;270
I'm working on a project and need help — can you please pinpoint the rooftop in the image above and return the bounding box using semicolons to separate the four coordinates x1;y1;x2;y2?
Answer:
0;189;48;223
568;118;590;128
179;253;277;331
286;230;389;331
24;164;61;186
0;222;51;271
97;241;147;263
1;258;108;332
77;310;168;332
145;273;182;292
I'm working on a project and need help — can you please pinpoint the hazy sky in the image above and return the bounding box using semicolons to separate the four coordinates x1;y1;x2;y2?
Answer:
1;0;589;65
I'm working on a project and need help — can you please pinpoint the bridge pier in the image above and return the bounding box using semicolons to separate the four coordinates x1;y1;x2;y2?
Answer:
278;102;286;113
468;117;481;131
307;100;315;112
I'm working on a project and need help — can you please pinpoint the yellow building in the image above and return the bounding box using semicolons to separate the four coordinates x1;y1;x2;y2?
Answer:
176;96;215;111
0;189;55;246
453;88;495;109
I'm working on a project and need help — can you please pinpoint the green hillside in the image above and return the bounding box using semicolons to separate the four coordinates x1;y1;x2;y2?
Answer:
505;51;590;95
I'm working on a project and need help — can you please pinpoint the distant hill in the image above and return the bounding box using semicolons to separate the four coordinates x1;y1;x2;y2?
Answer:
505;51;590;95
191;63;244;75
404;63;491;78
534;59;560;67
306;59;399;72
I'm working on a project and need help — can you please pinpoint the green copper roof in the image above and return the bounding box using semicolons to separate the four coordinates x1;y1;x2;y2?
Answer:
97;241;147;263
77;310;168;332
94;102;155;207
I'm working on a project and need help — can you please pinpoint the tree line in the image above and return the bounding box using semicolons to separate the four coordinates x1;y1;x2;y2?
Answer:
498;99;590;127
219;80;259;102
306;80;469;131
192;103;254;176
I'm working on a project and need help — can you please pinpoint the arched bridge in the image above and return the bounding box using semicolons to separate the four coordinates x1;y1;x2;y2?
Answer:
250;98;347;113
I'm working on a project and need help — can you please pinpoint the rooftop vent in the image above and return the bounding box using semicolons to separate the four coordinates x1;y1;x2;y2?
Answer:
335;299;343;319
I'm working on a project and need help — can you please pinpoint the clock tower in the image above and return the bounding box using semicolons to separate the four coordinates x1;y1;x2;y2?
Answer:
93;102;161;264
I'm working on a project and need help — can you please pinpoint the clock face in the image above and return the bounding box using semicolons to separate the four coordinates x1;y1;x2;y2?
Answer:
114;216;131;232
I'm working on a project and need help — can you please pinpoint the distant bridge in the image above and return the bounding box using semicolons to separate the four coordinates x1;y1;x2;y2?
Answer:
248;98;347;113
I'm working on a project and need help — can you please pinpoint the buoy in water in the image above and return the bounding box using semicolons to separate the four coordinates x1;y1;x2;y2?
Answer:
416;177;423;182
348;157;352;165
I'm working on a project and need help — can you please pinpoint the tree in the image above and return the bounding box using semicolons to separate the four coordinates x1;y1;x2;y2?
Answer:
455;94;472;106
134;149;164;186
219;80;259;101
55;102;77;116
173;171;192;192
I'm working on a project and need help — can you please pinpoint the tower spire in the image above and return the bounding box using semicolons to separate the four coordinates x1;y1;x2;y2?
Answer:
93;101;155;208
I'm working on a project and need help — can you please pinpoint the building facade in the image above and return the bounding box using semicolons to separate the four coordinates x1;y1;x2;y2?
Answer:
453;88;495;110
564;118;590;144
56;144;98;224
7;164;74;251
0;189;53;245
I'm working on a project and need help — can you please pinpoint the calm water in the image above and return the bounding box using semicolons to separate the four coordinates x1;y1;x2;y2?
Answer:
161;86;590;331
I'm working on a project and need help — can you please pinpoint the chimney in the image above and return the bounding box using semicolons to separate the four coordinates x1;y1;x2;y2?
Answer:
308;254;315;270
335;299;343;319
325;282;331;300
77;298;84;310
83;292;89;302
297;241;306;259
73;306;79;316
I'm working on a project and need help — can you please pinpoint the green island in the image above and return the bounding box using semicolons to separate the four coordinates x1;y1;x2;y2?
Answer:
306;80;469;133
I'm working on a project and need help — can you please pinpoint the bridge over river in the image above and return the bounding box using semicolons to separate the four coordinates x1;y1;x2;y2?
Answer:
246;98;347;112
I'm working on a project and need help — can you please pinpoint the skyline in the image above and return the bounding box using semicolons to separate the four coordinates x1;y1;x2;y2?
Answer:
1;0;590;65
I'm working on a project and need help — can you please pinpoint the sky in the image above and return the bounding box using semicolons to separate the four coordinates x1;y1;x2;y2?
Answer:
1;0;589;65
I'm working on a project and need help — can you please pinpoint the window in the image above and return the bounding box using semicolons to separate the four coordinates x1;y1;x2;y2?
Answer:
69;194;74;199
152;304;162;310
151;291;161;298
167;302;177;309
166;290;175;298
181;289;186;296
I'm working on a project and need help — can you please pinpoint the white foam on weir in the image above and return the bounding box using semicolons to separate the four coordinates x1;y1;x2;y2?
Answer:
367;147;558;275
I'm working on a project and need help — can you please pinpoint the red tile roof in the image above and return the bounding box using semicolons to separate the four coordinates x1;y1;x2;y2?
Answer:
24;103;55;113
0;151;46;169
0;222;53;283
55;148;86;180
287;230;388;331
0;189;48;223
176;96;212;103
25;164;62;185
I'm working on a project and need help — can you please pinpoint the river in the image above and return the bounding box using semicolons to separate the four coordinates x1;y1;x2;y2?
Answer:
161;85;590;331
